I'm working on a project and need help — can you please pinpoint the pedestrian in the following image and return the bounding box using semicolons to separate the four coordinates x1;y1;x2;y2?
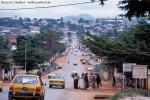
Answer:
79;73;85;89
37;70;42;79
89;73;96;90
112;75;116;88
84;73;89;90
96;73;101;88
73;72;80;89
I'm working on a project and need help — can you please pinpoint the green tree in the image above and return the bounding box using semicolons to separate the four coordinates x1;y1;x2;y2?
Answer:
119;0;150;19
96;0;150;19
40;28;66;57
0;36;12;79
13;28;66;71
13;36;49;71
83;20;150;70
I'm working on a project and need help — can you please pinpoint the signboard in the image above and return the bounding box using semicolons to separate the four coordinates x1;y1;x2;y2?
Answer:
123;63;136;72
132;65;148;79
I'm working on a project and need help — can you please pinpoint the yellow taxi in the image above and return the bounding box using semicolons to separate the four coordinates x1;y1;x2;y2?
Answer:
8;74;45;100
0;80;3;92
49;74;65;89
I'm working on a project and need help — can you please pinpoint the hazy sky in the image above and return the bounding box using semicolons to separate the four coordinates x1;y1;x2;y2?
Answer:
0;0;123;19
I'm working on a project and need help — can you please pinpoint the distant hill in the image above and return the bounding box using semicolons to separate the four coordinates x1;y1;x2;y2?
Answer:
63;14;94;21
77;14;94;20
63;16;76;21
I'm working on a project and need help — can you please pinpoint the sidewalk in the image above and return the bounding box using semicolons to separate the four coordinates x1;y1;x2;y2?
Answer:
66;88;119;100
79;52;121;99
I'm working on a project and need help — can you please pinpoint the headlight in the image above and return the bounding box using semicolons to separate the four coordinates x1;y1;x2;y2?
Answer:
13;92;15;95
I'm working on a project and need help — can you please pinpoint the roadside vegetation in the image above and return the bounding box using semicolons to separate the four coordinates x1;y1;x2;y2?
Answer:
0;28;66;71
82;19;150;71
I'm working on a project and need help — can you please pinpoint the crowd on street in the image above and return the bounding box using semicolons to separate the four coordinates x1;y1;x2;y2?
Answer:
71;71;118;90
71;72;102;90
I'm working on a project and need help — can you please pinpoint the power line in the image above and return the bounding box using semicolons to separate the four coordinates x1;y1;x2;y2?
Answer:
0;1;101;10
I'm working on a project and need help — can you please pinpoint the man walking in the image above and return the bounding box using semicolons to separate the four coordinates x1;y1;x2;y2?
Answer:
112;75;116;88
73;72;80;89
96;74;101;88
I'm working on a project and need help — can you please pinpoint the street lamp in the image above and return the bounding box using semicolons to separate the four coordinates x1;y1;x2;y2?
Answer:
24;41;46;74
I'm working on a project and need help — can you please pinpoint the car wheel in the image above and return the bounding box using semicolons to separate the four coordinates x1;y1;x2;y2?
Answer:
39;95;44;100
62;85;65;89
0;88;2;92
8;96;12;100
49;85;52;88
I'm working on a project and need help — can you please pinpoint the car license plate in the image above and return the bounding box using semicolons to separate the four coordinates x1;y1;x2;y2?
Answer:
21;87;28;93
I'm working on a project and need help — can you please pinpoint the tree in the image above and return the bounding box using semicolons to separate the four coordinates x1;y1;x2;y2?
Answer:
13;36;49;71
82;20;150;71
95;0;150;19
0;36;11;79
118;0;150;19
40;28;66;57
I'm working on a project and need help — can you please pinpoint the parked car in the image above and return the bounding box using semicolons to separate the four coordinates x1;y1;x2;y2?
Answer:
73;63;78;66
53;64;62;69
0;80;3;92
8;74;45;100
49;74;65;89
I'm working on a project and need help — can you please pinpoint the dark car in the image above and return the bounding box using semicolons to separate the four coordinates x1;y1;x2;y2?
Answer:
73;63;77;66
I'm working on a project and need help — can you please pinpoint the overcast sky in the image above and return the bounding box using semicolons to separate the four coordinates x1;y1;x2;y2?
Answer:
0;0;123;19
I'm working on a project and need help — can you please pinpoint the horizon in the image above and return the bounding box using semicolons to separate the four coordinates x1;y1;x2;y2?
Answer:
0;13;123;19
0;0;123;19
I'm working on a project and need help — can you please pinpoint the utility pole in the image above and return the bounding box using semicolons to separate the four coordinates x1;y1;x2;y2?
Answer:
25;43;27;74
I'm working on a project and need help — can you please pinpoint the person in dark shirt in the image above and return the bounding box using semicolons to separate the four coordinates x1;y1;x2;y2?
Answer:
112;75;116;88
84;73;89;90
96;74;101;88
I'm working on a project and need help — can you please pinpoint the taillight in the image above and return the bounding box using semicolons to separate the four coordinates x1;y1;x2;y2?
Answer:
36;87;41;92
10;85;14;91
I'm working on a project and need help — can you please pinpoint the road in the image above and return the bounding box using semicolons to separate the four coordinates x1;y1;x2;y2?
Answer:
0;34;86;100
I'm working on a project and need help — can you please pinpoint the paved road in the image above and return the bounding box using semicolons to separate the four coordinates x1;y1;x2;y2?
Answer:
0;34;85;100
43;33;85;100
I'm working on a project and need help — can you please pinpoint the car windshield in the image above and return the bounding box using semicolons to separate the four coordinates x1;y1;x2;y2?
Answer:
13;76;38;84
51;75;62;79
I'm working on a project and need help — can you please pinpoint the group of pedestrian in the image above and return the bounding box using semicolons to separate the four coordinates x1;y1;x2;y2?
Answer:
71;72;102;90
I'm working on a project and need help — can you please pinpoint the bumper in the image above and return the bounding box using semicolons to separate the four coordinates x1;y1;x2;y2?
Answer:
49;83;64;86
9;91;42;98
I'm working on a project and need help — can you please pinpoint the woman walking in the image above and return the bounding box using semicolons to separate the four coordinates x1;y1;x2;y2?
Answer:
84;73;89;90
79;73;85;89
96;74;101;88
89;73;96;90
